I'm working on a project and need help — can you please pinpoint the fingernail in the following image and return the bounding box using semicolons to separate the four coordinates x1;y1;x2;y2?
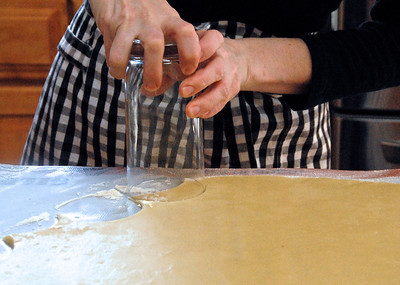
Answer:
183;65;196;75
144;83;158;92
181;86;194;97
109;67;124;80
189;106;201;117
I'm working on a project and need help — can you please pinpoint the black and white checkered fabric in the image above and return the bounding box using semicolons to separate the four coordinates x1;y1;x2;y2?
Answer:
21;0;331;168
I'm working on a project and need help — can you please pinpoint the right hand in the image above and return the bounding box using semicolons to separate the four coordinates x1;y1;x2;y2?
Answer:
89;0;201;92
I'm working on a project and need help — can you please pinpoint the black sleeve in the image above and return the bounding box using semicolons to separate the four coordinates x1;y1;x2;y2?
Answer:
283;0;400;110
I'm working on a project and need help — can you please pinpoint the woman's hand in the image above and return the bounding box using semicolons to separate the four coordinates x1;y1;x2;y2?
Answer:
181;32;248;119
181;35;313;118
89;0;201;92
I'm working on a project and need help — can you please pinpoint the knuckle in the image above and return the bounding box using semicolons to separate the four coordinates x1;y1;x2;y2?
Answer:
218;48;229;59
98;13;112;29
221;85;231;97
118;8;137;26
211;100;228;116
108;48;123;65
199;79;208;89
216;98;227;110
143;33;164;51
234;80;241;92
177;21;196;36
220;82;238;99
119;9;132;22
214;62;225;79
211;29;224;43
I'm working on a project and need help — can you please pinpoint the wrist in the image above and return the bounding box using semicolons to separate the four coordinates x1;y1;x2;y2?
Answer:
240;37;312;94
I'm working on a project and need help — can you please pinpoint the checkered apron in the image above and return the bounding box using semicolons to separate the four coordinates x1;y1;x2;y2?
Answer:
21;0;331;168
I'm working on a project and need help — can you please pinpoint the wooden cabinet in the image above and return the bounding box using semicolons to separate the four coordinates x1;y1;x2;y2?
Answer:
0;0;82;164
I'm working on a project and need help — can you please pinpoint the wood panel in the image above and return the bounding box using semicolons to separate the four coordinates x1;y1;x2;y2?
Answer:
0;8;61;65
0;0;71;81
0;84;41;115
0;84;41;164
0;0;69;29
0;0;81;164
0;116;33;164
68;0;85;21
0;65;51;81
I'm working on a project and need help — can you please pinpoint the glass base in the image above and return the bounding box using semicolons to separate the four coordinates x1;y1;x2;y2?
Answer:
127;168;205;202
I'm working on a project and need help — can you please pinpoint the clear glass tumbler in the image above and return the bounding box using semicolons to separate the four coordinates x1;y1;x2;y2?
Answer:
125;40;205;201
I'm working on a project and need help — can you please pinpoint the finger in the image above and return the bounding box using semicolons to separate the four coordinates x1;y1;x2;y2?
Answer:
103;37;112;67
92;0;115;65
198;29;224;62
108;25;138;79
179;56;225;98
140;28;165;91
168;20;201;75
140;74;175;96
185;82;232;118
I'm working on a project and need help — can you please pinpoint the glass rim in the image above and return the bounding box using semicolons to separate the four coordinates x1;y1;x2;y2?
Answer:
130;39;179;60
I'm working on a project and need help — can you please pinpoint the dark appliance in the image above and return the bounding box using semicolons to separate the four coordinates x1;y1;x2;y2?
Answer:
330;0;400;170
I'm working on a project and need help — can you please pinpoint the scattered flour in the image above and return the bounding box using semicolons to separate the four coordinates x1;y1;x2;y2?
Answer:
55;189;124;210
15;212;50;227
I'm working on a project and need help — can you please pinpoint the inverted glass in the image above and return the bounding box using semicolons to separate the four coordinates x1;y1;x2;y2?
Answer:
124;40;205;201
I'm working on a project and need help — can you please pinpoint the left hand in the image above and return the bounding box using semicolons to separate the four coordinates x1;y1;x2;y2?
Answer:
141;29;225;97
180;31;248;119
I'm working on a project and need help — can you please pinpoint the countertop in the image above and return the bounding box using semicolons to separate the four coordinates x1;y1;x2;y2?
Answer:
1;164;400;284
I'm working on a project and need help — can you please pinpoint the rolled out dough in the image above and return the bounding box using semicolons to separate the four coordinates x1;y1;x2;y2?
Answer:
1;175;400;284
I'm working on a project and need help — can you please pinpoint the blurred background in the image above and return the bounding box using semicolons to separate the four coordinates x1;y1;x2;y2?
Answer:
0;0;82;165
331;0;400;170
